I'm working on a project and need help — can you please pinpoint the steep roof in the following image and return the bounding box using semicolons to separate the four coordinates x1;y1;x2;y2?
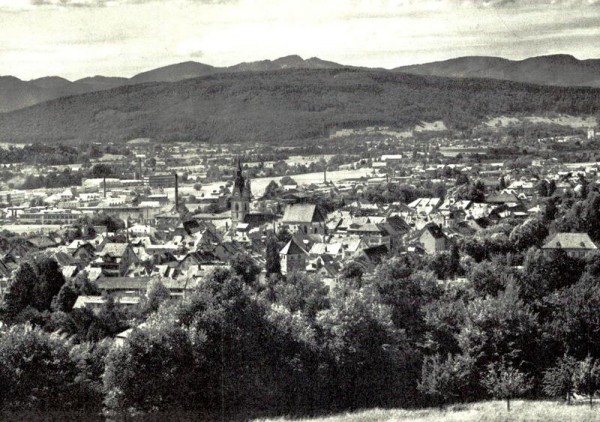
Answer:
94;276;151;291
422;223;447;240
98;243;130;257
542;233;597;250
280;238;308;256
282;203;326;224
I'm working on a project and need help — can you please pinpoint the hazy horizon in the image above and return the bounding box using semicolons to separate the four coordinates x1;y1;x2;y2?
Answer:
2;52;597;83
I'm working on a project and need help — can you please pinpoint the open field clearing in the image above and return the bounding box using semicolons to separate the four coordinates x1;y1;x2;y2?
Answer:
485;115;597;128
256;401;600;422
170;167;373;198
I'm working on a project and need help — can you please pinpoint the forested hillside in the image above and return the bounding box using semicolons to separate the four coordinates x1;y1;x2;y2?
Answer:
1;68;600;144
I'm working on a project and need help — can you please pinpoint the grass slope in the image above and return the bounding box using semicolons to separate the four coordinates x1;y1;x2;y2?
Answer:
256;401;600;422
2;68;600;144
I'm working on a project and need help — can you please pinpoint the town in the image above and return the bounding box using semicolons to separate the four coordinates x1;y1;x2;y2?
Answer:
2;123;600;417
0;126;598;300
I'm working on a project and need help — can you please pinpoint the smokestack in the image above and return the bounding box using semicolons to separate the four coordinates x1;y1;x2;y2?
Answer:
103;177;106;198
137;157;142;180
324;167;327;183
174;173;179;212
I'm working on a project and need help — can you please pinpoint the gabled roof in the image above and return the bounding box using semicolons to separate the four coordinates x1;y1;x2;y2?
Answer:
421;223;447;240
542;233;597;250
308;242;343;255
282;203;326;224
280;238;308;256
486;192;520;204
27;236;57;250
94;276;151;291
98;243;130;257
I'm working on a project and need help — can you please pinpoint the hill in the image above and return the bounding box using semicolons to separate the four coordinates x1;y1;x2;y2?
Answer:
1;68;600;144
396;55;600;88
0;55;345;112
256;401;600;422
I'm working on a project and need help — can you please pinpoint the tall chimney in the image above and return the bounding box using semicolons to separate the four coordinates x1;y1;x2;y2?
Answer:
174;173;179;212
103;177;106;198
324;167;327;183
137;157;142;180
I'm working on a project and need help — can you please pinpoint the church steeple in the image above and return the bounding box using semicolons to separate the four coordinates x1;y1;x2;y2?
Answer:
231;157;251;225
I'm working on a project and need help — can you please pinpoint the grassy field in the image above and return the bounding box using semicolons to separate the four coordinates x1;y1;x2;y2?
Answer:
256;400;600;422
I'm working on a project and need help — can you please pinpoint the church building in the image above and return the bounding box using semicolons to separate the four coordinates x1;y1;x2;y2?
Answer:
230;158;252;227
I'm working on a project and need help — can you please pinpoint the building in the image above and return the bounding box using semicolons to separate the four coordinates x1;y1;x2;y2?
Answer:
281;203;328;235
19;208;85;225
419;223;448;255
230;158;252;227
542;233;598;259
148;173;176;188
280;238;308;275
93;243;139;277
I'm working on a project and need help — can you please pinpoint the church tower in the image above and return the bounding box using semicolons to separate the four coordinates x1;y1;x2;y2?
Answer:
230;157;251;226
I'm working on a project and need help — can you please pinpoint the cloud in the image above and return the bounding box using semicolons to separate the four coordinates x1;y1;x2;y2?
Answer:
26;0;236;7
30;0;109;6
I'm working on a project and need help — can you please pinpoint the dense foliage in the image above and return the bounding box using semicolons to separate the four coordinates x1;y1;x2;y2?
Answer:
3;68;600;143
3;187;600;417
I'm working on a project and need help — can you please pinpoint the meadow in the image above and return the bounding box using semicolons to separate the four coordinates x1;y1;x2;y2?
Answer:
256;401;600;422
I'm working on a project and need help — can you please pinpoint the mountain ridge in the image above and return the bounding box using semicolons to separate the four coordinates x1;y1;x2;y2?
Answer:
395;54;600;87
0;55;347;112
2;67;600;145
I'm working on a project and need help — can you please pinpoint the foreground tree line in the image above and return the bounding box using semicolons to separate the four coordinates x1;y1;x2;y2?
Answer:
3;189;600;417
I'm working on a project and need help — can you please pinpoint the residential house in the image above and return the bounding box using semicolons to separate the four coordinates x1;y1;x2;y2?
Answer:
418;223;449;255
542;233;598;259
280;238;308;275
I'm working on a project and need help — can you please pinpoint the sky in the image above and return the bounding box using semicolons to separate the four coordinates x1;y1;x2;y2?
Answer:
1;0;600;80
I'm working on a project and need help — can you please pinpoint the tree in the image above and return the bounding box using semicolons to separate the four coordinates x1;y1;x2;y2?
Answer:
1;257;66;321
272;272;329;318
103;322;196;414
543;354;578;404
144;278;171;313
90;163;112;178
263;180;280;198
52;281;79;312
279;175;297;186
468;180;486;203
508;218;548;252
265;237;281;276
537;179;550;197
481;360;532;411
230;252;261;286
418;353;474;407
1;262;36;320
574;355;600;408
0;325;78;411
456;173;469;186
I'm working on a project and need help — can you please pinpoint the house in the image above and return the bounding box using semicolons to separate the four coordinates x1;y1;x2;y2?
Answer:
346;223;391;248
94;243;139;277
418;223;449;255
308;242;344;260
94;276;150;297
280;238;308;275
73;295;141;313
542;233;598;258
281;203;328;235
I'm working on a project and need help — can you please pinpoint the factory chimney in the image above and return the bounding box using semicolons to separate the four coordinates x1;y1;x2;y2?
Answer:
174;173;179;212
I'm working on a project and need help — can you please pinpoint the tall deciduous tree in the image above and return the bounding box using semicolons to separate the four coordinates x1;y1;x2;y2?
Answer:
482;360;532;411
265;236;281;276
